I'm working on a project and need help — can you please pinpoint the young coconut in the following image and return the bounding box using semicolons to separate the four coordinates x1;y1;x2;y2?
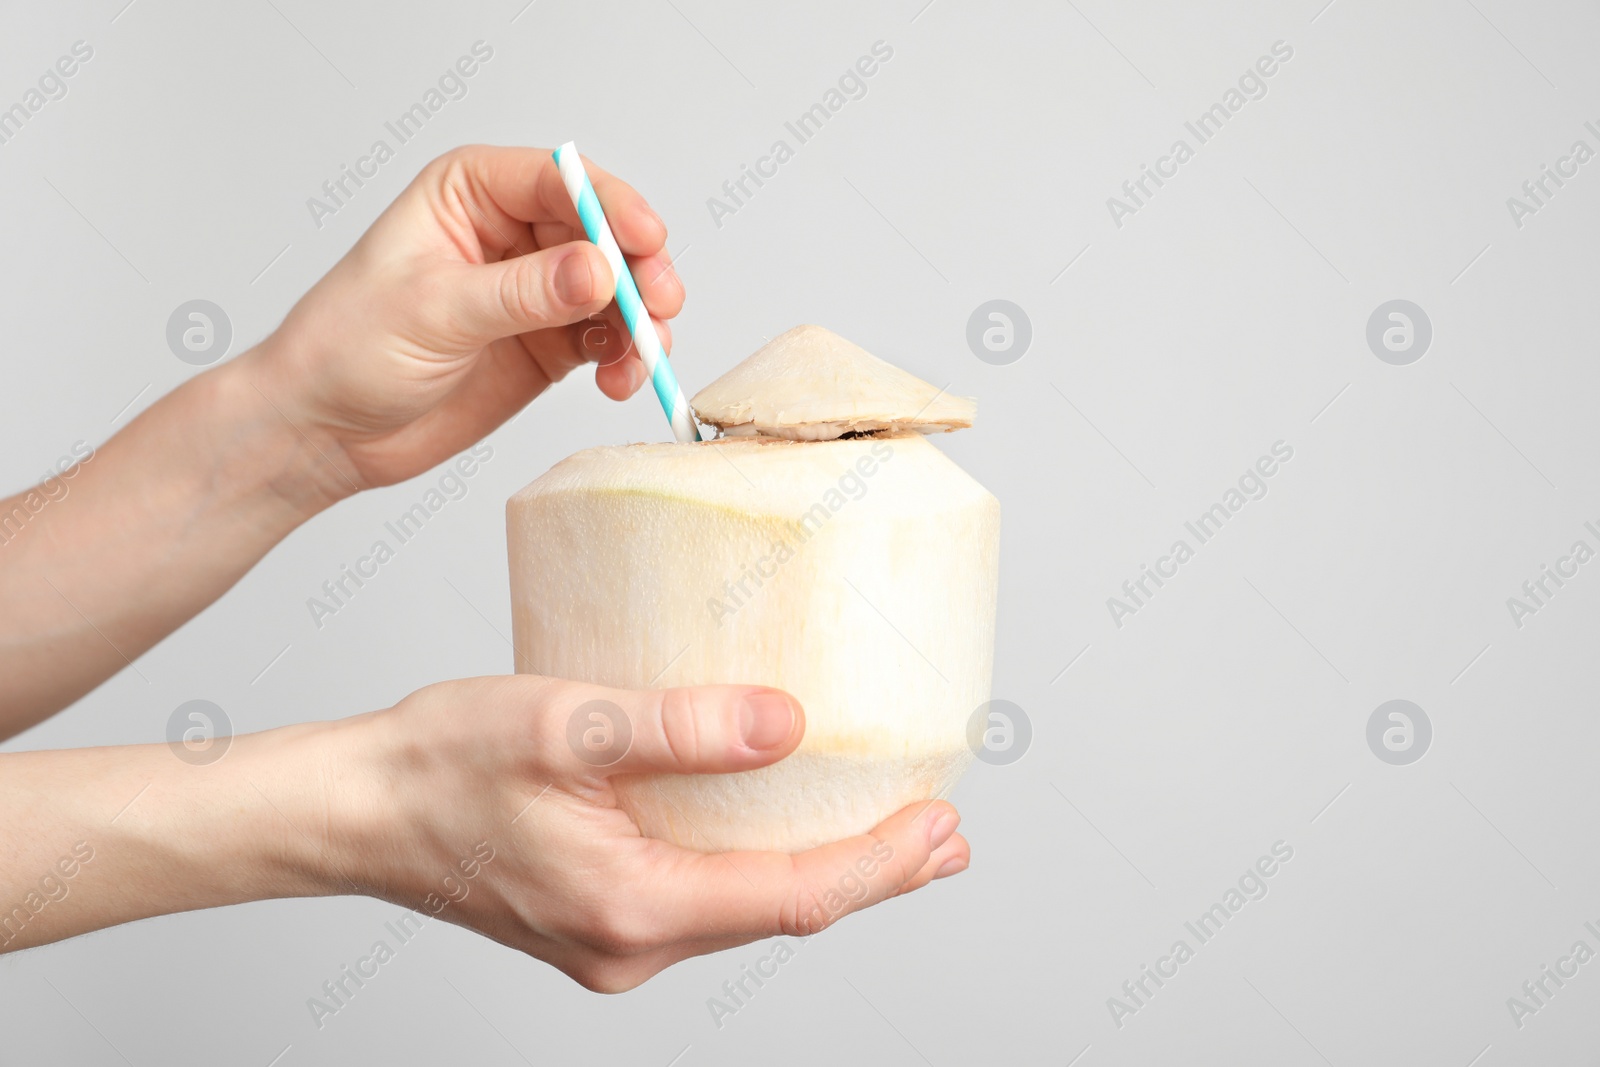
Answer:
507;325;999;853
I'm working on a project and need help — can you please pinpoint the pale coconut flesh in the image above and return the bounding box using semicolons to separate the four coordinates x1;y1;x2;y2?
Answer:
507;326;998;853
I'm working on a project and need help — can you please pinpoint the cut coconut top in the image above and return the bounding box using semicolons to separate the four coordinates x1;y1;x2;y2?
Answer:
690;325;976;441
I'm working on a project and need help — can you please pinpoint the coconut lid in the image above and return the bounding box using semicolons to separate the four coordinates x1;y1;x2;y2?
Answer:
689;325;977;441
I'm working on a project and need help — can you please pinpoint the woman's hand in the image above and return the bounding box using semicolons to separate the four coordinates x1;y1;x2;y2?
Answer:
340;676;970;992
0;677;970;993
0;145;684;731
0;141;969;986
250;144;685;492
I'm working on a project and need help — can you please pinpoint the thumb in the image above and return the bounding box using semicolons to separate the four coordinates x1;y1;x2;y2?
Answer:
550;683;804;776
454;242;614;345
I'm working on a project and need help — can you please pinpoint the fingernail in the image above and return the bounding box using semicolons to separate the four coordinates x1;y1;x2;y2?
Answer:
740;692;795;750
554;250;595;305
933;857;967;880
927;810;959;850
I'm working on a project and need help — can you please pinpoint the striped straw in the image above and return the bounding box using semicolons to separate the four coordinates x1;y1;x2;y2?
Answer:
553;142;701;443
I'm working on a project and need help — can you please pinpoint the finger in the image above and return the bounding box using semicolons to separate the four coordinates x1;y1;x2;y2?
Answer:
893;831;969;898
422;146;556;261
646;800;961;943
517;310;661;402
549;153;669;258
612;831;962;969
563;684;803;777
581;308;672;370
452;242;614;347
588;311;648;402
578;306;635;366
595;355;646;401
422;146;667;264
455;146;666;257
625;248;685;320
536;229;682;322
532;221;579;248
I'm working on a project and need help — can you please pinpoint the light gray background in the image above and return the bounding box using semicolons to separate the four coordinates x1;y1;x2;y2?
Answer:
2;0;1596;1063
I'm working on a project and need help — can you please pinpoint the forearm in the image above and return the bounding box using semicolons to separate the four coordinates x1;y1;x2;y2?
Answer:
0;718;368;953
0;348;354;735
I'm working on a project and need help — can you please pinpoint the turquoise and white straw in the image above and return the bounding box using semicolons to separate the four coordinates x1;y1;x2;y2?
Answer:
553;141;701;443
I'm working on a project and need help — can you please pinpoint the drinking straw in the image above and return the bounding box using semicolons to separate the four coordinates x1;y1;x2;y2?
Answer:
553;142;701;443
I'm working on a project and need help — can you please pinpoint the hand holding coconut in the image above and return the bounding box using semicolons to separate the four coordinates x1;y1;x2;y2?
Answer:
0;145;982;990
358;675;967;992
0;675;967;992
510;326;998;855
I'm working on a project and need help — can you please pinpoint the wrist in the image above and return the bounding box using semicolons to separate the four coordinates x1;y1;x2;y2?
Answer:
0;713;404;951
311;693;504;912
202;345;361;526
112;715;388;908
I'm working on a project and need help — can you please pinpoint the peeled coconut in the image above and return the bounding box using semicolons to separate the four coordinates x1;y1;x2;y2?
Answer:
507;325;999;853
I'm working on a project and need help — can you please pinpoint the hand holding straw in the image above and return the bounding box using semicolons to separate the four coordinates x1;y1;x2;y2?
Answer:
553;142;701;443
